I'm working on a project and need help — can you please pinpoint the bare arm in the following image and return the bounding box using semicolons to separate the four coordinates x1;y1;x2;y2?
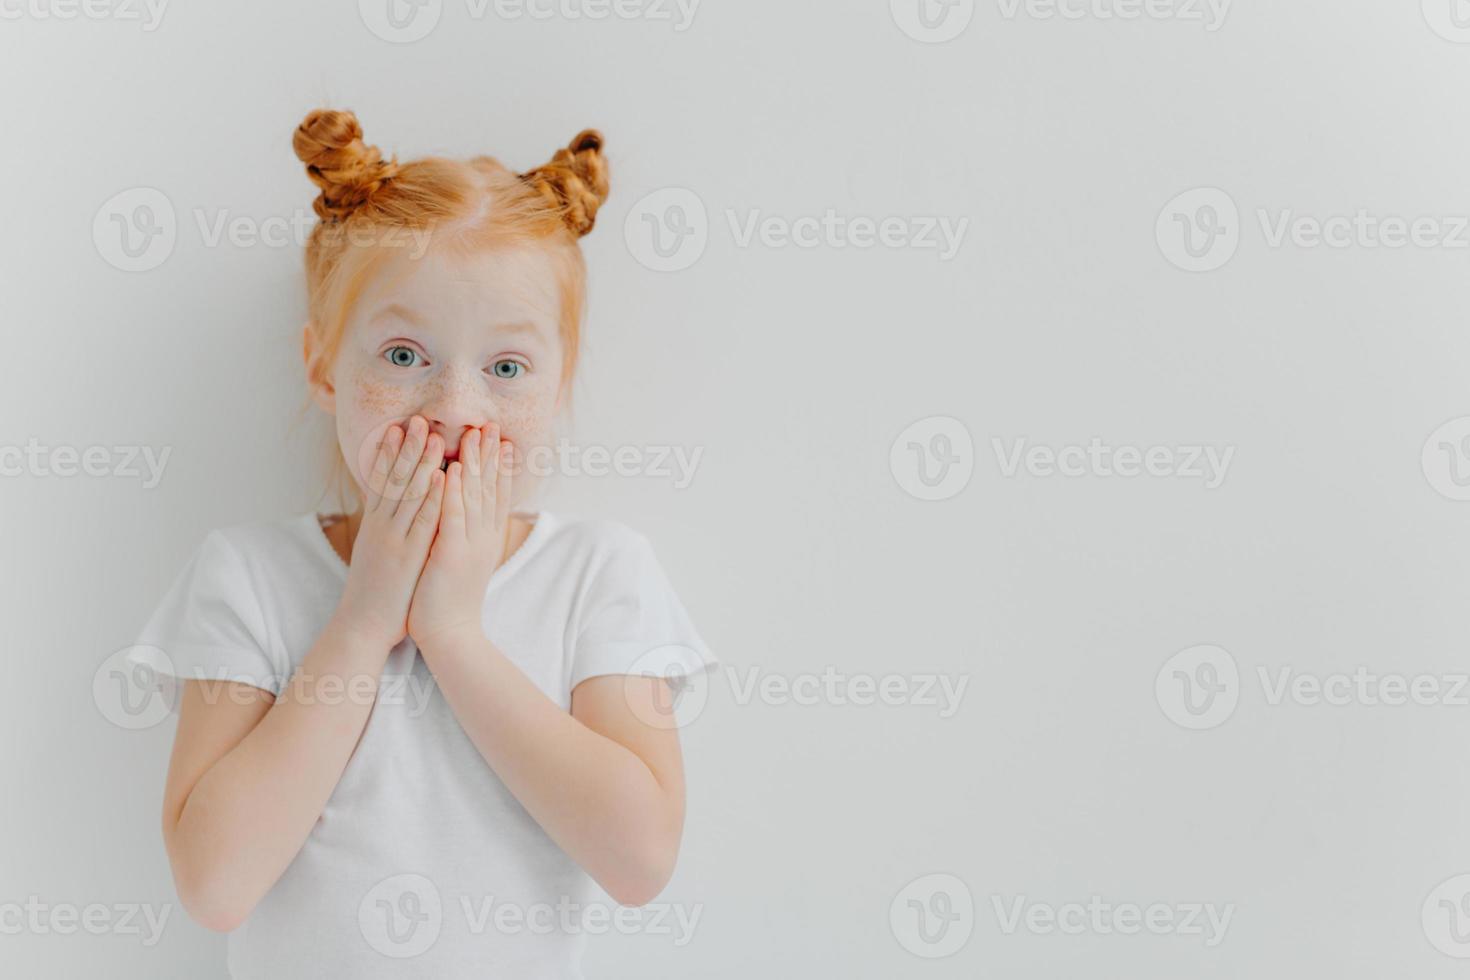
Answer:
161;616;391;932
418;628;688;907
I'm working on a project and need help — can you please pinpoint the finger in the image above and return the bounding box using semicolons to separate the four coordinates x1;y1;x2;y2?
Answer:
386;416;428;503
393;432;443;524
364;424;403;514
480;426;500;516
494;439;513;530
442;460;467;533
408;468;445;549
461;427;483;523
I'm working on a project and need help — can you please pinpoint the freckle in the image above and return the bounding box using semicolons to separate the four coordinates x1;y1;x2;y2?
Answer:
352;369;400;418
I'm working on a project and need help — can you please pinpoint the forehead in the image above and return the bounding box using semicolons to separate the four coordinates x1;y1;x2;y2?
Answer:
355;244;561;342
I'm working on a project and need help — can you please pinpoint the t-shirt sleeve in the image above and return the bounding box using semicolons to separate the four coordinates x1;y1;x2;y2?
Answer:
570;530;717;695
126;529;285;703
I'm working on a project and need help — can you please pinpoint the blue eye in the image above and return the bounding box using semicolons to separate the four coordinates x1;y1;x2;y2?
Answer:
491;360;523;380
385;346;421;368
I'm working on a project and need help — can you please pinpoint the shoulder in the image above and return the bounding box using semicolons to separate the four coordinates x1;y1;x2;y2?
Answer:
194;512;324;581
535;512;653;564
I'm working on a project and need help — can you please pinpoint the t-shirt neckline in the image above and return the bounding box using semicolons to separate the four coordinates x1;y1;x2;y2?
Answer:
301;508;553;591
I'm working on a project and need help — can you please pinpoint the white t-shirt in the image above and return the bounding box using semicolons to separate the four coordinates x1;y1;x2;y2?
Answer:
128;509;717;979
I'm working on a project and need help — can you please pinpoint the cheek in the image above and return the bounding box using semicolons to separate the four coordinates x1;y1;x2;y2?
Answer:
352;371;406;421
494;390;557;459
341;368;418;487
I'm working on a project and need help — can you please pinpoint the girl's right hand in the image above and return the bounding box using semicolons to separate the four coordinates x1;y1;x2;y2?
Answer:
334;415;445;650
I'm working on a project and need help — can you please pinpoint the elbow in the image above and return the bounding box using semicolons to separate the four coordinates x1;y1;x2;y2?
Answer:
167;841;252;934
186;901;247;935
176;875;250;934
603;835;680;908
606;876;668;909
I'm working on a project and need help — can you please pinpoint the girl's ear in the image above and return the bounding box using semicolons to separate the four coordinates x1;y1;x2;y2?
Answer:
302;322;337;416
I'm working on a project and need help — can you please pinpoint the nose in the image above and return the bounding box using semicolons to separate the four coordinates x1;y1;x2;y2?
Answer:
419;369;496;455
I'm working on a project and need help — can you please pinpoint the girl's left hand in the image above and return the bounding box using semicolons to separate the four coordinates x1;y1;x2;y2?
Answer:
407;424;514;649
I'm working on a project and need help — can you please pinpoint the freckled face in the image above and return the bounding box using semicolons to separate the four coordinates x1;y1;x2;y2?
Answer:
325;245;564;505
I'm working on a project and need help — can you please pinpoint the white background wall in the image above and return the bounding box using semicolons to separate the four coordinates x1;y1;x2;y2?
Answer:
6;0;1470;975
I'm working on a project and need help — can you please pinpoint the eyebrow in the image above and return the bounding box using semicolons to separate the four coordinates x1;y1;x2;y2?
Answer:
368;303;425;327
366;305;548;343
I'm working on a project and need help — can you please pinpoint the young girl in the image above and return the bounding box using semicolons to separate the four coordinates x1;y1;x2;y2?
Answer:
128;108;717;979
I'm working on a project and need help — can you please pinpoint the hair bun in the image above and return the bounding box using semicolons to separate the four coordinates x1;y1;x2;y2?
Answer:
292;108;400;222
519;128;609;237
